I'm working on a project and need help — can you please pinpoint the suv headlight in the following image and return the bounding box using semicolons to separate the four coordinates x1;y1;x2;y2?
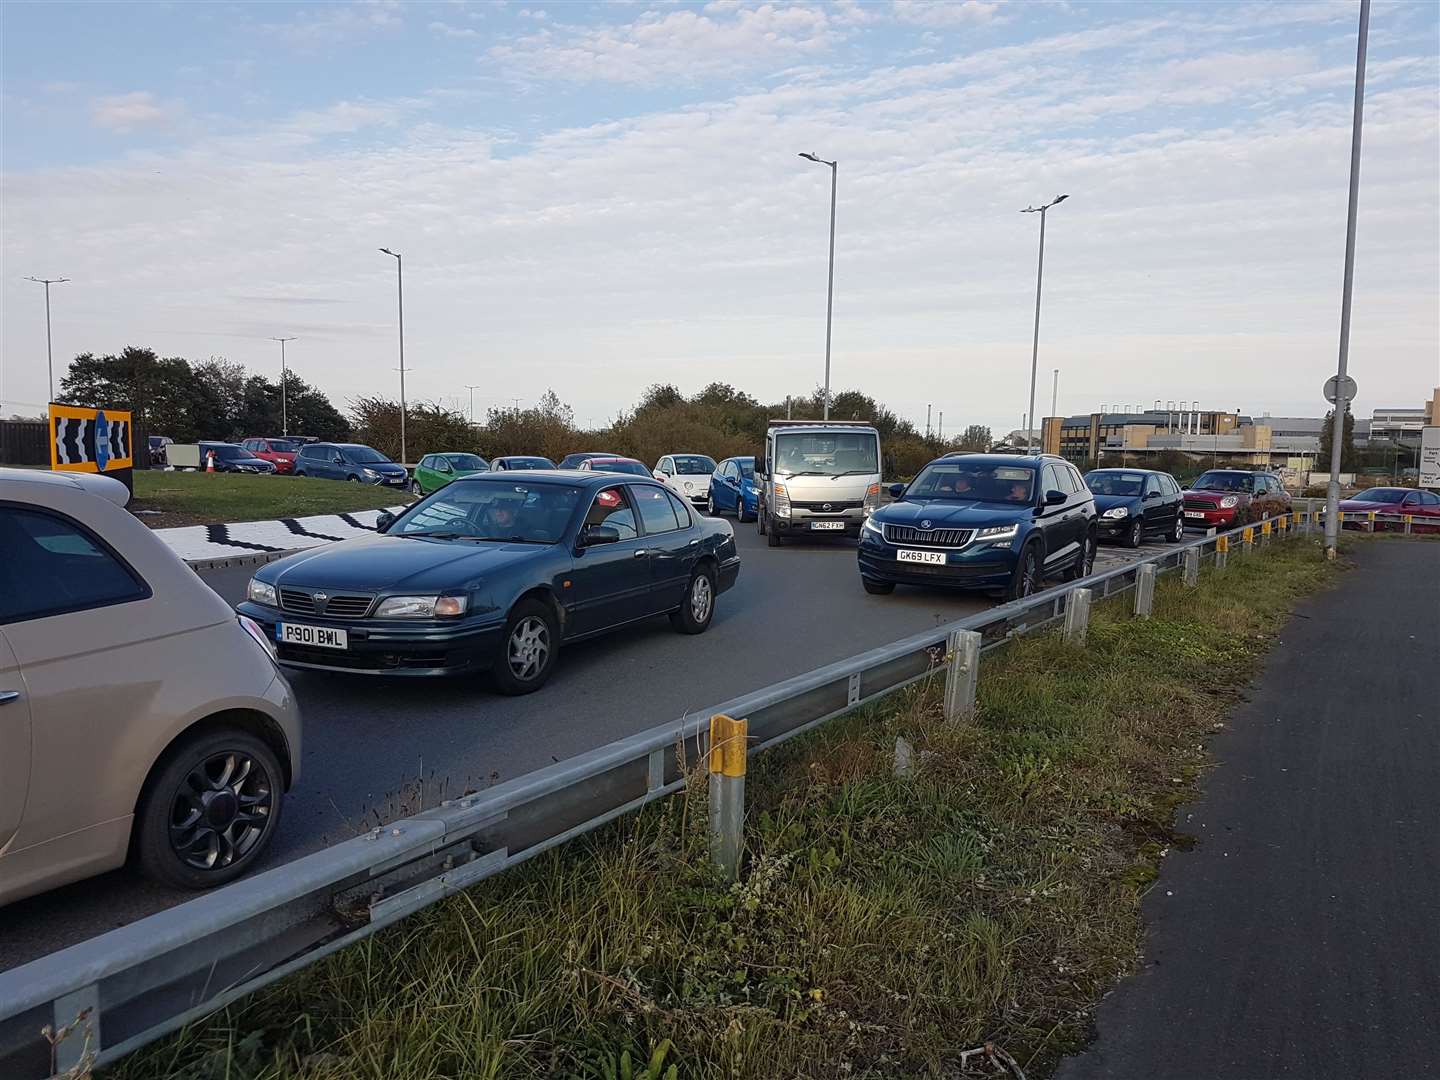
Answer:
1102;506;1130;519
863;514;884;535
247;578;278;606
1220;496;1239;508
375;594;468;618
363;467;380;479
975;523;1020;542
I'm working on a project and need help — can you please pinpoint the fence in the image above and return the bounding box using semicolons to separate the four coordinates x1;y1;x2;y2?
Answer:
0;512;1326;1077
0;421;48;467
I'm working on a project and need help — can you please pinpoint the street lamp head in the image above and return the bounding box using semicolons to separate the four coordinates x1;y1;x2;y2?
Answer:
798;152;819;162
1053;194;1069;204
379;247;398;258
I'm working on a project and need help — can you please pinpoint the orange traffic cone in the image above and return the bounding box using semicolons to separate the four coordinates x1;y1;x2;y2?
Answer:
206;450;215;473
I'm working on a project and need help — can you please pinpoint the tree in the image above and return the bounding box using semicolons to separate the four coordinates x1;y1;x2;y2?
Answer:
351;398;471;461
955;424;992;451
60;346;202;445
1319;406;1358;472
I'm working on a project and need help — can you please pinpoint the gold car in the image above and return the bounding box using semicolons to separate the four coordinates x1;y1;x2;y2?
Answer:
0;469;301;906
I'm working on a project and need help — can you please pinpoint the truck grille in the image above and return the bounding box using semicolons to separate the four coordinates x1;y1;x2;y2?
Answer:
791;499;861;513
883;524;974;548
279;588;374;618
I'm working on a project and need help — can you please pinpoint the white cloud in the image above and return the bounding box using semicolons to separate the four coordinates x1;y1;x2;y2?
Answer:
891;0;1003;28
89;91;176;134
428;20;479;39
487;3;843;85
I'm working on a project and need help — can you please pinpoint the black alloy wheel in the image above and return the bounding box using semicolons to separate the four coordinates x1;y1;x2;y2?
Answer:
135;729;284;890
1007;543;1041;601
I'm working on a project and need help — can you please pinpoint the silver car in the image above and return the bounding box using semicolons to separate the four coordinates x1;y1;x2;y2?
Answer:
0;469;301;906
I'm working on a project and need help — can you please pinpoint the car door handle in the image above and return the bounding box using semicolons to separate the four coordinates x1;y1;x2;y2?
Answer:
689;538;700;546
633;549;648;557
0;691;19;706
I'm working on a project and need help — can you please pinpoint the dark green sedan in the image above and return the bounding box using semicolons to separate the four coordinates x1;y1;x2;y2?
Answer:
412;452;488;496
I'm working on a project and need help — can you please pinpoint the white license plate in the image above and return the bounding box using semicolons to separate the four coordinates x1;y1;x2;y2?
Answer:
809;520;846;531
277;623;349;649
1184;510;1208;519
897;549;947;565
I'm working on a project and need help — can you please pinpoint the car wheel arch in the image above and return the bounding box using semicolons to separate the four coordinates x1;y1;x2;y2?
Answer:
512;585;567;635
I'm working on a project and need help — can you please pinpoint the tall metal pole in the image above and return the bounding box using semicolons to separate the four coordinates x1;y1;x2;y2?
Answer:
25;276;68;404
465;384;481;424
1324;0;1370;557
799;153;837;419
1021;195;1068;453
271;337;296;436
1051;368;1059;427
379;248;407;466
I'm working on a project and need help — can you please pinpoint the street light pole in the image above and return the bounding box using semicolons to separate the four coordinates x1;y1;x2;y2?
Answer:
24;276;69;404
1020;195;1069;453
378;248;408;466
1324;0;1370;557
464;384;481;425
270;337;296;436
1051;368;1059;425
799;152;837;420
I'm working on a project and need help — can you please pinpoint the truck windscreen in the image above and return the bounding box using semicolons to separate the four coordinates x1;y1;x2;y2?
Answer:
774;433;879;477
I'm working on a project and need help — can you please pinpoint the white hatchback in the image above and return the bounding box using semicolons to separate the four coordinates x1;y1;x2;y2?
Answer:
653;454;718;511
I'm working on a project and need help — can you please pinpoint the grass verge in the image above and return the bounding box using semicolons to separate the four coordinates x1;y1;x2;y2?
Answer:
130;472;411;528
108;539;1342;1080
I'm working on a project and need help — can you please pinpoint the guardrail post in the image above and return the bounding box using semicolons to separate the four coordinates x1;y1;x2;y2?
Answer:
1063;587;1092;645
708;714;747;882
1260;519;1272;548
943;628;981;722
1404;514;1413;535
1242;525;1255;554
1277;514;1288;539
1214;535;1229;572
1182;547;1200;587
893;736;914;778
1134;563;1156;617
1367;510;1376;532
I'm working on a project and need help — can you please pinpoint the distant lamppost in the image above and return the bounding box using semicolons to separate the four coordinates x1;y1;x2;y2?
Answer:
378;248;408;465
270;337;296;436
24;276;69;404
1020;194;1069;453
799;151;838;420
464;384;481;424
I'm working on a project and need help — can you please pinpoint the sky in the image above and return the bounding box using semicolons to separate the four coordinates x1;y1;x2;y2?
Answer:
2;0;1437;435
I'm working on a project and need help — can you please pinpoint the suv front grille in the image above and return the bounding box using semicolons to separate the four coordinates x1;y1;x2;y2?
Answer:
883;524;974;548
278;588;374;619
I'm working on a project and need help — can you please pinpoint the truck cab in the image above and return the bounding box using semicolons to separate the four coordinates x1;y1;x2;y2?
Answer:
754;421;883;545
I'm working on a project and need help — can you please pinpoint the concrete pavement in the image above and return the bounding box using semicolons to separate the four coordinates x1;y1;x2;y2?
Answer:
1057;538;1440;1079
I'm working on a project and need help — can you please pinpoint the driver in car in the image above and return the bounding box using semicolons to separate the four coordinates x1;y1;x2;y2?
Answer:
482;499;521;534
1006;480;1032;503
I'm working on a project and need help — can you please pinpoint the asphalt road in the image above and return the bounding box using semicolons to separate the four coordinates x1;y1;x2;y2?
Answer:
1057;539;1440;1079
0;520;1177;972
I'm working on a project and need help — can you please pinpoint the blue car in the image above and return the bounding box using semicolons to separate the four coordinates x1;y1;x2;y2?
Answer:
237;472;741;693
859;453;1097;600
293;442;408;487
708;456;758;522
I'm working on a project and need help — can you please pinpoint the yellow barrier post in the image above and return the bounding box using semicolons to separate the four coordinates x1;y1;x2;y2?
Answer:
1277;514;1288;537
1260;519;1273;548
1367;510;1377;533
708;714;748;881
1242;525;1255;554
1404;514;1413;536
1215;534;1230;572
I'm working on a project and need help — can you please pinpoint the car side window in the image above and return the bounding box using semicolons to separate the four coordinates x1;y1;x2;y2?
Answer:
419;456;431;469
1423;492;1440;507
633;485;680;534
1144;475;1161;497
1065;466;1085;494
665;490;693;528
1042;464;1065;496
584;487;638;540
0;507;149;624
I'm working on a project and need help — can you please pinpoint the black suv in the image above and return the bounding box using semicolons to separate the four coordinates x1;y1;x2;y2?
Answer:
859;453;1098;600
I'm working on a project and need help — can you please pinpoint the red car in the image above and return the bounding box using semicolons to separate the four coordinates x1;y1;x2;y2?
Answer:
1338;487;1440;532
1182;469;1291;529
240;437;301;474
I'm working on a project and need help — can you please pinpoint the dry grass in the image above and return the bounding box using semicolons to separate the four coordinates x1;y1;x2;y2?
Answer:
108;539;1341;1080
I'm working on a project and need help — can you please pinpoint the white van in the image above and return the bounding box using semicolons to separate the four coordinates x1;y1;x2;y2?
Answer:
754;421;883;545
